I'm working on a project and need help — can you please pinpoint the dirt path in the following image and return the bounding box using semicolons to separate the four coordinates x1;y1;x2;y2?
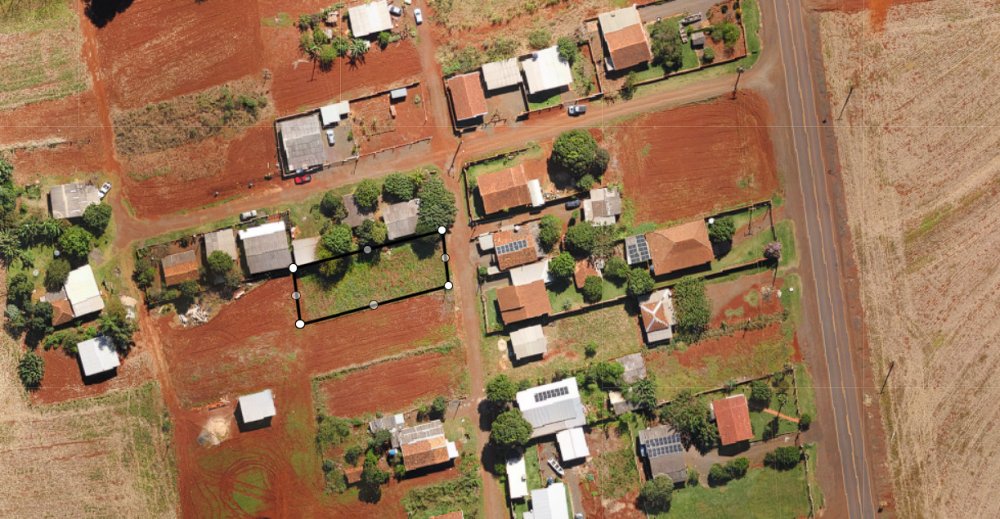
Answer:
764;408;800;423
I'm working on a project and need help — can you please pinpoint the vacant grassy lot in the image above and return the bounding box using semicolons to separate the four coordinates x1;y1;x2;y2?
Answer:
547;277;627;313
591;430;640;500
657;465;809;518
298;235;446;319
0;0;88;109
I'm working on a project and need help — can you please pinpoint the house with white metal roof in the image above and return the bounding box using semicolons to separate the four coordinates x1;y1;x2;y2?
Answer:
320;101;350;126
65;264;105;318
348;0;392;38
506;454;529;500
509;324;547;361
76;336;119;378
520;46;573;95
515;378;586;438
238;389;276;425
556;427;590;462
525;483;570;519
508;259;551;287
481;58;522;92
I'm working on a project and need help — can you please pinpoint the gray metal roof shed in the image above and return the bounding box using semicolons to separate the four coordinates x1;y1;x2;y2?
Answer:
239;222;292;274
278;113;325;172
509;324;547;361
382;199;420;240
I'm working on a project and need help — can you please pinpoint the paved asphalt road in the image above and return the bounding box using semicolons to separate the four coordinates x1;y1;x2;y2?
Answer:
767;0;876;516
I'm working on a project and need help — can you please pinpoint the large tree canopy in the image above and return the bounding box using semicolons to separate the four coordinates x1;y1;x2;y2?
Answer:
551;130;608;179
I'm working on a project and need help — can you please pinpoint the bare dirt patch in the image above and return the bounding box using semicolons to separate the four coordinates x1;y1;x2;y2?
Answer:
613;92;779;224
820;1;1000;516
30;347;153;404
351;85;435;154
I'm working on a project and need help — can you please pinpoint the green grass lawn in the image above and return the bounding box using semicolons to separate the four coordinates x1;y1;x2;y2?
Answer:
712;219;795;272
484;288;501;333
527;91;562;110
298;236;445;319
794;363;817;419
656;464;809;519
748;394;800;441
804;443;823;509
592;428;641;500
548;278;628;313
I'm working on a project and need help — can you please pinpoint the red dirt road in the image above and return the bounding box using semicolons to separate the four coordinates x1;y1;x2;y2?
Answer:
615;92;779;224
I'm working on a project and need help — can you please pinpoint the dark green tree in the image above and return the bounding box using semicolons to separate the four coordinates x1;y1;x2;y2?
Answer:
749;380;773;408
81;203;112;236
178;280;200;300
548;252;575;279
382;172;419;201
354;219;388;247
415;175;456;232
321;224;354;256
133;257;156;290
765;446;801;470
25;302;54;343
626;268;654;297
377;30;392;49
564;222;597;256
649;19;684;71
708;216;736;243
556;36;577;64
537;215;562;251
486;374;517;405
431;396;448;418
799;412;813;431
44;258;72;292
639;475;674;513
490;409;532;448
711;22;741;48
353;179;381;211
673;277;711;342
98;300;138;354
18;351;44;388
661;390;718;451
582;275;603;303
6;271;34;308
585;361;624;390
320;191;348;220
344;445;363;466
205;251;235;278
603;256;629;284
626;378;657;410
551;130;606;179
57;226;95;263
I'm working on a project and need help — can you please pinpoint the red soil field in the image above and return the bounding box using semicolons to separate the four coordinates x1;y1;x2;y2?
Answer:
92;0;265;109
316;350;463;417
30;347;152;404
810;0;929;30
615;92;779;224
352;85;435;154
156;280;454;407
672;323;784;370
706;271;784;327
0;92;107;182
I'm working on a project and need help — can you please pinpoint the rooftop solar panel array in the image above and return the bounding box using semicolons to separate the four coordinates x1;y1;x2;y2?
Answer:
627;235;651;263
533;385;569;403
645;432;683;458
496;239;529;255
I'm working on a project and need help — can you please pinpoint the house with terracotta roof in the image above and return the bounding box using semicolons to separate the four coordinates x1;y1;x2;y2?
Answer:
598;6;653;72
476;163;544;215
396;420;459;472
645;220;713;276
496;280;552;325
711;394;753;446
161;250;200;286
447;72;488;124
638;288;675;343
493;229;541;271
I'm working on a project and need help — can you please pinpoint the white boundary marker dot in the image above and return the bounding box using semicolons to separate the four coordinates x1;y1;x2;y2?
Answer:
437;226;446;235
369;300;379;309
441;253;450;262
291;291;300;300
288;263;298;273
444;281;454;290
363;245;373;254
295;320;305;329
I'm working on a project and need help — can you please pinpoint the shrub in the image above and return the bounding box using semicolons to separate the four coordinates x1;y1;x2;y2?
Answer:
178;280;200;300
622;71;639;100
98;300;138;354
556;36;577;64
321;224;354;256
81;203;112;236
584;361;623;390
316;414;352;447
353;179;381;211
485;37;518;61
649;19;684;71
490;409;532;448
764;241;782;261
205;251;234;278
431;396;448;418
726;457;749;479
687;468;700;487
24;302;53;344
317;45;338;67
320;191;348;220
552;130;605;179
58;226;95;263
584;342;597;358
711;22;741;48
527;27;552;50
5;304;25;334
626;378;657;410
18;351;44;388
382;172;418;201
702;47;716;63
576;173;595;191
564;222;597;256
133;257;156;290
486;374;517;404
377;31;392;49
44;258;71;292
708;463;731;486
765;446;801;470
749;380;772;408
626;268;654;297
581;275;603;303
639;475;673;513
344;445;363;466
799;412;813;431
603;257;629;284
330;36;350;57
673;277;710;342
7;272;34;308
708;216;735;243
354;219;388;247
537;215;562;251
416;175;456;232
548;252;575;279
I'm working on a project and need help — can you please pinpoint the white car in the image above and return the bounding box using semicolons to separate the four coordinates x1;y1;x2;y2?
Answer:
240;210;258;222
98;182;112;199
325;129;335;145
414;8;423;24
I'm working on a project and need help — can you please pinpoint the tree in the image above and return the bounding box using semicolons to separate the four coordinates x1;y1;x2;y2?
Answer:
702;47;716;63
486;374;517;405
626;378;657;410
431;396;448;418
377;30;392;49
639;475;673;513
626;268;654;297
764;446;801;470
726;457;749;479
708;463;731;486
548;252;575;279
353;179;381;211
370;429;393;453
490;409;532;448
18;351;44;388
321;224;354;256
58;226;95;263
711;22;741;49
6;272;34;308
749;380;773;408
81;203;112;236
98;300;138;354
349;38;369;60
344;445;363;466
585;361;624;390
354;219;388;247
576;173;595;191
556;37;577;64
382;172;418;201
320;191;348;220
360;453;390;502
331;36;350;57
622;71;638;100
133;257;156;290
206;251;235;278
582;275;603;303
603;257;629;284
317;45;338;67
178;280;201;300
673;277;710;342
584;342;597;358
415;175;456;232
799;412;813;431
649;19;684;71
764;241;782;261
44;258;71;292
5;304;25;334
552;130;605;179
661;390;718;450
564;222;597;256
708;216;735;243
537;215;562;251
527;27;551;50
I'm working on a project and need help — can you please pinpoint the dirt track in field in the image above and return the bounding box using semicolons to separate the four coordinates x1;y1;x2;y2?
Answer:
820;1;1000;516
614;92;779;224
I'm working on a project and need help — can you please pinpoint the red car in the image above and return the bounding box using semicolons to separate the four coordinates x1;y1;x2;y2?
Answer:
294;174;312;185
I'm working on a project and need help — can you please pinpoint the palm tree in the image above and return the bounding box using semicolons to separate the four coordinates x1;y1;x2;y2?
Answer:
348;38;369;63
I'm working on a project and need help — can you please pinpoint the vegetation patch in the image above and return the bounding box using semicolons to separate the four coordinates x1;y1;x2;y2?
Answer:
402;473;482;518
656;464;809;518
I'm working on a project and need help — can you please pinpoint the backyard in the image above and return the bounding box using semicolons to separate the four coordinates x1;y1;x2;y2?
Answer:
656;464;810;518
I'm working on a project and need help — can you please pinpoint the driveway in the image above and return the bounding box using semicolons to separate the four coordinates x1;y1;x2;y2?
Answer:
638;0;719;23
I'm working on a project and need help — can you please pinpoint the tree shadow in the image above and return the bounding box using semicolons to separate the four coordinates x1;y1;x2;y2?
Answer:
411;235;440;260
84;0;134;28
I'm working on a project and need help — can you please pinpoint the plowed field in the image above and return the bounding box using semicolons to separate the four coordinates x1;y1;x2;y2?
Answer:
615;92;779;224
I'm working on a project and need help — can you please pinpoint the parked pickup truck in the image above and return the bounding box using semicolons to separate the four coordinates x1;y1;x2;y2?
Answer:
567;104;587;116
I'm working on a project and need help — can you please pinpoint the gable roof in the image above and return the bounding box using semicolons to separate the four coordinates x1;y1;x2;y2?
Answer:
645;220;713;275
556;427;590;461
65;265;104;317
51;297;75;326
49;183;101;219
447;72;488;122
477;164;533;214
639;288;675;343
161;250;200;286
239;389;276;423
506;454;529;499
239;221;292;274
638;424;687;483
509;324;547;360
521;46;573;95
77;336;119;377
277;113;325;171
493;230;540;271
603;23;652;70
496;280;551;325
481;58;522;91
508;258;550;287
712;394;753;445
320;101;350;126
529;483;570;519
401;435;457;470
383;199;420;240
348;0;392;37
516;378;586;438
204;228;238;260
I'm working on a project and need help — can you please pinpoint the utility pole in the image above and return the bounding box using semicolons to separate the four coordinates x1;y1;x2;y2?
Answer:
879;361;895;395
732;66;745;99
837;84;855;120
